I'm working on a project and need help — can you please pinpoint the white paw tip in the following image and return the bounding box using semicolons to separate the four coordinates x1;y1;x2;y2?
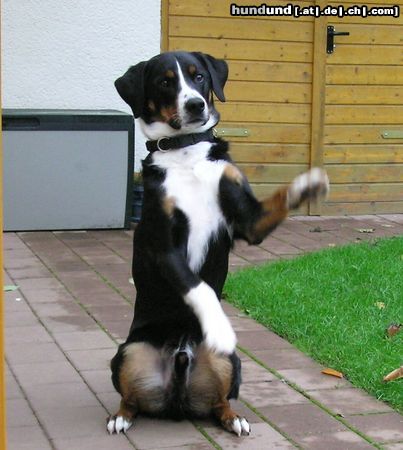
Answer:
107;418;115;434
240;417;251;435
232;418;242;437
107;415;132;434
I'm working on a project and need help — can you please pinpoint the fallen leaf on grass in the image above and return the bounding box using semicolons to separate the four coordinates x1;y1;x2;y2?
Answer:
128;278;134;285
383;366;403;383
355;228;375;233
4;285;18;292
322;368;344;378
328;243;336;248
386;323;402;337
374;301;385;310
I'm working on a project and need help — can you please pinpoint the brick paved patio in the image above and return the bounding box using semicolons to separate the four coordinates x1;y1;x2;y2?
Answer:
4;215;403;449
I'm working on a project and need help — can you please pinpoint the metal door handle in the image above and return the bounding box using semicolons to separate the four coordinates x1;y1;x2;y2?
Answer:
327;26;350;54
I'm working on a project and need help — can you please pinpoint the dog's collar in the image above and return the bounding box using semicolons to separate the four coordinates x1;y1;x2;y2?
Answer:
146;128;216;153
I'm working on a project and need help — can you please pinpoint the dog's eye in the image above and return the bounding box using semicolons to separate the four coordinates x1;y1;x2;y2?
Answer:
195;74;204;83
160;79;170;88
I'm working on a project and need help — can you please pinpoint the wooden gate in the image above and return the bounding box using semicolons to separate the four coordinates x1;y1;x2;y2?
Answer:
162;0;403;215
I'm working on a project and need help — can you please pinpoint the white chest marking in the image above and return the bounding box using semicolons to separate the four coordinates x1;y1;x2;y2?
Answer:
152;143;227;272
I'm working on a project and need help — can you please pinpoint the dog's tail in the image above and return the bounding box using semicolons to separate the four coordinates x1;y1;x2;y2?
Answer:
173;336;193;383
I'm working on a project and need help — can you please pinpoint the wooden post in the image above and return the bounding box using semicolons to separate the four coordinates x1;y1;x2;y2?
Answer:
161;0;169;52
309;1;328;215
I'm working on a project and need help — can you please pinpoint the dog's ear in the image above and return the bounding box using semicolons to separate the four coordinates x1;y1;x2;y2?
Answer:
115;61;147;118
192;52;228;102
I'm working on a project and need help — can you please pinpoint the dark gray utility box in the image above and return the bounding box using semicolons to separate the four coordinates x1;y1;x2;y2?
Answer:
2;109;134;231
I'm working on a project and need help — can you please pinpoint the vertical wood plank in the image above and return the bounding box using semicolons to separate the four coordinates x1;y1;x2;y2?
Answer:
309;1;328;215
161;0;169;52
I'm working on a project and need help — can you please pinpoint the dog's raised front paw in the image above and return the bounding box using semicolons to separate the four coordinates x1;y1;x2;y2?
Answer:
107;415;133;434
222;416;251;437
287;167;329;209
204;311;237;354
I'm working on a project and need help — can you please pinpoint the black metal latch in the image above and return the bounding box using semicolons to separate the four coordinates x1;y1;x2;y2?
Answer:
327;26;350;54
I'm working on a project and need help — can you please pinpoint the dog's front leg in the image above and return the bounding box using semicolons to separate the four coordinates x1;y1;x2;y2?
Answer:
220;166;329;245
157;251;236;354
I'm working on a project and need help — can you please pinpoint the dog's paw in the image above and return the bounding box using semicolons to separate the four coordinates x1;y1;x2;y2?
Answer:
107;415;133;434
287;168;329;209
204;311;237;354
222;416;251;437
185;282;237;354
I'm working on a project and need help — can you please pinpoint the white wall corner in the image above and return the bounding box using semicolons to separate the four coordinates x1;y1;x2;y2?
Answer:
1;0;162;170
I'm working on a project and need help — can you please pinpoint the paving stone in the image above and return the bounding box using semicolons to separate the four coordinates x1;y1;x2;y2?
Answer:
67;348;115;371
241;358;277;384
38;405;108;439
297;430;375;449
16;277;64;290
278;367;351;390
90;304;133;322
7;266;53;279
102;320;130;341
12;360;82;386
21;287;75;304
230;315;267;332
52;435;135;450
5;370;24;399
252;348;322;371
233;242;277;263
346;413;403;443
148;444;214;450
4;256;42;270
237;330;294;351
260;236;302;255
6;398;38;427
5;325;53;345
53;330;115;351
308;388;394;415
97;391;121;415
42;314;99;333
3;293;32;313
6;342;66;365
204;422;295;449
126;417;209;449
222;301;241;317
4;310;40;328
81;369;116;394
259;403;346;439
240;380;309;408
25;382;101;409
384;443;403;450
7;424;53;450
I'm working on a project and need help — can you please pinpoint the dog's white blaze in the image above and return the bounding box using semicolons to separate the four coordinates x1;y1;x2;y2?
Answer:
153;142;227;273
184;282;236;354
176;60;207;121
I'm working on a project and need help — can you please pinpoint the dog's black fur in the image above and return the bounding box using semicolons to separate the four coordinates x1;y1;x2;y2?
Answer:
108;51;329;436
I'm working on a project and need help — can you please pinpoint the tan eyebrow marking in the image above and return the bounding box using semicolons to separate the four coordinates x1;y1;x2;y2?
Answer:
188;65;196;75
165;70;175;78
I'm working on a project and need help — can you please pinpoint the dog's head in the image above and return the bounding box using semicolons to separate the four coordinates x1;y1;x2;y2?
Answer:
115;51;228;139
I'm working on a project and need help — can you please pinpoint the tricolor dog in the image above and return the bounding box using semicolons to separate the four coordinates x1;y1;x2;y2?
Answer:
108;51;329;436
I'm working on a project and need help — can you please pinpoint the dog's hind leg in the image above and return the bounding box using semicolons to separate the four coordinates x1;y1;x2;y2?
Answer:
107;342;165;434
188;346;250;436
213;399;250;437
107;398;137;434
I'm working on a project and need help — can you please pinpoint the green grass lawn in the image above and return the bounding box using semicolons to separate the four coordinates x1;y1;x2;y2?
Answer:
224;236;403;412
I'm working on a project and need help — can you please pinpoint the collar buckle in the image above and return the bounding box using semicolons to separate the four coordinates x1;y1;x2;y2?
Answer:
157;137;170;152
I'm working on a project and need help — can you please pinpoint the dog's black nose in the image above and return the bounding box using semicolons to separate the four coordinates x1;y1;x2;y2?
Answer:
185;98;205;115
